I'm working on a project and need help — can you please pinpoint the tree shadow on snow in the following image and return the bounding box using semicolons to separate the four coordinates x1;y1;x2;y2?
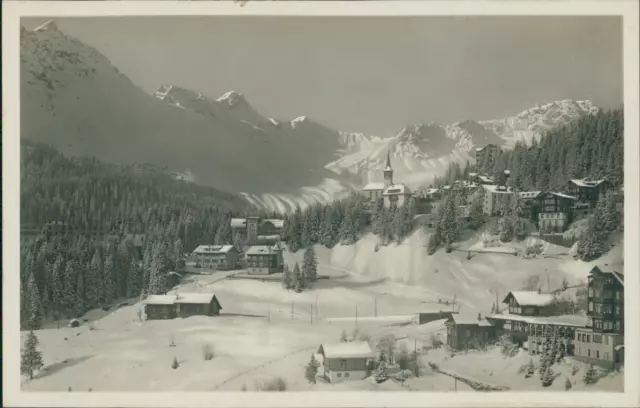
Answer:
36;355;95;380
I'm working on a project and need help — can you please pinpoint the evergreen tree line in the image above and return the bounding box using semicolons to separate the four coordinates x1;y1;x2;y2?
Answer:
20;229;185;329
20;139;256;252
282;194;371;252
283;247;318;293
432;109;623;192
370;200;416;246
576;190;621;261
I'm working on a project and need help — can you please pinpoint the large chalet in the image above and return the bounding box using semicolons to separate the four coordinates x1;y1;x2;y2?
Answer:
565;178;610;215
573;265;624;369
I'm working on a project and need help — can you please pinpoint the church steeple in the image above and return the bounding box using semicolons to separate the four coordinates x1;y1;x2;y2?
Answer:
383;151;394;187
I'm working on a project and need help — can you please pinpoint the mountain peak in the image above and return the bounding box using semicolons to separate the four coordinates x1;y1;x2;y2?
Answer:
290;116;309;129
216;91;248;108
33;20;59;33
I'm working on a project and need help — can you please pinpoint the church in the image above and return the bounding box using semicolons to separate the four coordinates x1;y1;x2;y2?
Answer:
361;152;412;208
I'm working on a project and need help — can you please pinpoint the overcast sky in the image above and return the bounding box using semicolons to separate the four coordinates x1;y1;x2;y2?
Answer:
24;16;623;136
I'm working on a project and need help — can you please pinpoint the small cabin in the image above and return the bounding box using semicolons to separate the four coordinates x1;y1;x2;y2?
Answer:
445;314;496;350
174;293;222;318
144;295;178;320
502;291;555;317
317;342;375;383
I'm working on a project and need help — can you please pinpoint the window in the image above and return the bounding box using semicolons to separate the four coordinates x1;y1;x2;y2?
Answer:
344;372;350;378
586;335;591;343
337;373;342;378
595;350;600;359
587;349;591;357
588;288;594;297
593;334;602;343
615;291;621;300
604;335;609;345
594;320;602;330
588;302;594;312
340;360;347;369
603;290;612;299
595;304;602;314
615;306;621;315
604;352;609;361
615;320;621;332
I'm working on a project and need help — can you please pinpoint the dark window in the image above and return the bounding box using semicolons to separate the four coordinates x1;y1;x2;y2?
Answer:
340;360;347;369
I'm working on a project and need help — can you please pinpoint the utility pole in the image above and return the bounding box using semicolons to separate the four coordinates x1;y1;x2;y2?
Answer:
414;339;419;377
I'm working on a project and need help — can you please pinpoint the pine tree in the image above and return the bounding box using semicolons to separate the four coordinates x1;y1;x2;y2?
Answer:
27;272;43;331
583;364;598;385
127;257;143;297
375;361;389;383
282;264;294;290
51;255;65;320
564;377;572;391
305;354;320;384
103;253;117;305
468;194;485;229
293;263;305;293
576;216;606;261
21;330;44;380
75;271;85;317
427;232;440;255
63;260;78;317
302;247;318;283
541;366;555;387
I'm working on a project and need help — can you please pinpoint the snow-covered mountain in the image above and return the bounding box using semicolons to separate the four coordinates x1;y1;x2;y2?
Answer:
326;100;599;187
21;21;599;212
20;21;354;212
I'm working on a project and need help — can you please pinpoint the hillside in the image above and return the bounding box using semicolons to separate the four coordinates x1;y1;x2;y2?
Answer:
20;21;353;212
285;230;624;313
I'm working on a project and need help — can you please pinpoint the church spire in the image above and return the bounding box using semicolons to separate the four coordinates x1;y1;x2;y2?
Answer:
383;150;393;187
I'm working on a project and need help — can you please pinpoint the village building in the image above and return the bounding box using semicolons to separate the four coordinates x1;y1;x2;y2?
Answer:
245;245;280;275
445;314;497;350
477;184;514;216
192;245;240;270
230;217;284;245
502;290;556;317
573;265;624;369
475;144;499;165
143;295;178;320
517;191;543;221
565;178;610;215
174;293;222;318
361;152;413;209
534;191;577;233
317;342;375;383
487;313;586;354
143;293;223;320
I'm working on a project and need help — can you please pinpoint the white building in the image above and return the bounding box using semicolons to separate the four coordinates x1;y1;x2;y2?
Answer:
479;185;514;216
317;342;375;383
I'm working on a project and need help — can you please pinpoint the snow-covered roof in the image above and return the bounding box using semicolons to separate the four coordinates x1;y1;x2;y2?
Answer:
503;291;555;307
487;313;588;328
482;185;513;194
245;245;277;256
426;188;440;194
547;192;578;200
318;342;375;359
174;293;217;304
193;245;235;254
590;265;624;285
478;175;494;183
144;295;177;305
519;191;542;199
448;314;493;327
570;178;606;188
363;182;385;191
383;184;411;196
504;170;511;175
469;172;478;177
230;218;247;228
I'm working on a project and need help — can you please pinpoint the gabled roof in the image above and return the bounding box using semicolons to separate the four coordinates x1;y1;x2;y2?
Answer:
245;245;277;256
589;265;624;286
318;342;375;359
144;295;177;305
477;175;495;184
263;219;285;229
482;185;512;194
230;218;284;229
544;192;578;200
487;313;588;328
174;293;220;305
363;182;386;191
383;184;411;196
193;245;235;254
518;191;542;199
503;291;555;307
447;314;493;327
570;178;607;188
